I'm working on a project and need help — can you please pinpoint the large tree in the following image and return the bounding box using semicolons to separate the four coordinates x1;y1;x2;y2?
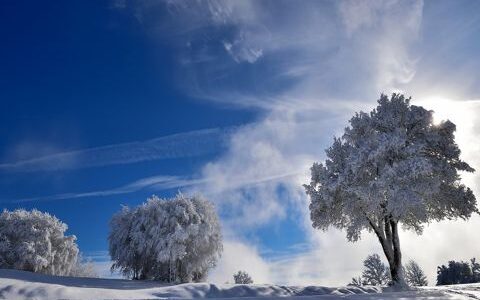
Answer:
304;94;477;288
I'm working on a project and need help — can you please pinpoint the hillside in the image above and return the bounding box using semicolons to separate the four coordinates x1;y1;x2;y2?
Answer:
1;269;479;299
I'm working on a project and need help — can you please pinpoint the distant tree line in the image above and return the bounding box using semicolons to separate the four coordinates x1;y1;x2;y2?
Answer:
437;258;480;285
351;254;480;287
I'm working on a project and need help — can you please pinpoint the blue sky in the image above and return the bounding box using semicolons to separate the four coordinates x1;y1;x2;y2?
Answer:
1;0;480;285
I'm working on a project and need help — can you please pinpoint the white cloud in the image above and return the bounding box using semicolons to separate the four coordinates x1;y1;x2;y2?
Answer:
268;231;381;286
131;0;423;109
209;240;272;284
400;218;480;286
223;38;263;64
209;231;385;286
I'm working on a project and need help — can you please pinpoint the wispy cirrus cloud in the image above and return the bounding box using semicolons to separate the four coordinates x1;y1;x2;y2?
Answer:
2;168;301;204
2;175;198;203
0;127;230;173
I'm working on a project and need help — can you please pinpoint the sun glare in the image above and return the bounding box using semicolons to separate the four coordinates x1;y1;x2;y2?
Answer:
416;97;460;126
415;96;477;164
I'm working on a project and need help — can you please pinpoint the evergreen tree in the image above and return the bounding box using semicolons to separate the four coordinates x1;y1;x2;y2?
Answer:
404;260;428;286
233;270;253;284
361;254;390;286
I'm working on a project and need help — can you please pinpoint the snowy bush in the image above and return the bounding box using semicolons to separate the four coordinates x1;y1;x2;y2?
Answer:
305;94;477;288
233;270;253;284
0;209;79;276
404;260;427;286
109;193;223;282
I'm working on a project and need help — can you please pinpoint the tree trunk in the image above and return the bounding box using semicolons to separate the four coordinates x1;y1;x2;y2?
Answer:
389;220;406;289
369;217;407;289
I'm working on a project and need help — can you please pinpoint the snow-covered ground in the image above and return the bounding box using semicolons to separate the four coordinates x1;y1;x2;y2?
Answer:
0;269;479;300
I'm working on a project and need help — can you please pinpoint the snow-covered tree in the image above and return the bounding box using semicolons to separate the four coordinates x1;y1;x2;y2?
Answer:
404;260;427;286
233;270;253;284
361;254;390;286
0;209;79;276
305;94;477;288
109;193;223;282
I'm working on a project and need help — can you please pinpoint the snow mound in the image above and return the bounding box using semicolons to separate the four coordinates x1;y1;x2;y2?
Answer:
0;269;479;299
